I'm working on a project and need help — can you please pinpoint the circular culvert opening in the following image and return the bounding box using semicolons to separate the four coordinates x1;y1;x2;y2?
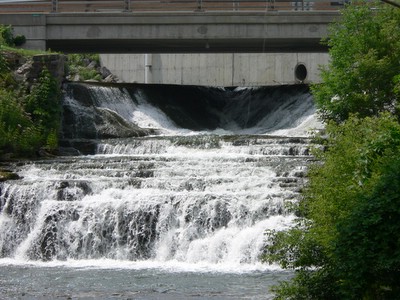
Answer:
295;63;308;82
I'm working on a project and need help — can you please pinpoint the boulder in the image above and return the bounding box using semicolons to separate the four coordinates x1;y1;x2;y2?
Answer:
0;170;21;182
14;54;66;88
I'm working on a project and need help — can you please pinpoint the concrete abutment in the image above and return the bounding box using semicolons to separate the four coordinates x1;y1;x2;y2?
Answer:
100;53;329;86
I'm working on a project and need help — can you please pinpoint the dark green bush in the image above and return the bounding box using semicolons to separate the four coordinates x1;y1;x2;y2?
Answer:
13;35;26;47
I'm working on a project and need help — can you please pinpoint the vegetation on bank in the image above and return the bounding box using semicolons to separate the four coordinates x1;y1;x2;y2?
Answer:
0;25;61;158
66;53;103;81
0;25;112;159
263;2;400;299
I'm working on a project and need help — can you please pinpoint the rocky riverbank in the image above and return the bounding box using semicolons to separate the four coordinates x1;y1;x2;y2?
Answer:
1;50;145;177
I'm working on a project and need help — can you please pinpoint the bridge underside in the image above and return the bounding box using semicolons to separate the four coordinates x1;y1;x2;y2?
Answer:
0;12;336;53
47;38;327;53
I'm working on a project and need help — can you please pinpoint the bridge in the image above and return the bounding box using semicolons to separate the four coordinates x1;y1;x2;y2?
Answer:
0;0;343;53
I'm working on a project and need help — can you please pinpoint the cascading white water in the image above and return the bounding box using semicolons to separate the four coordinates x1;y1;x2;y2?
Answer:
0;136;307;270
0;83;320;299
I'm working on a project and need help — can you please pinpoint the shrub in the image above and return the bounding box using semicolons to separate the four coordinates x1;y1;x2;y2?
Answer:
13;35;26;47
0;50;9;75
25;68;61;146
0;25;14;46
0;25;26;47
311;2;400;123
0;89;41;155
66;53;102;81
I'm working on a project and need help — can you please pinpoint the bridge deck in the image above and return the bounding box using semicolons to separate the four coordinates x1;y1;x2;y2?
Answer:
0;0;343;53
0;0;347;13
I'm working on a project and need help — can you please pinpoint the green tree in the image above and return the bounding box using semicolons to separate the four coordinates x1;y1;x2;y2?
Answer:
264;114;400;299
264;2;400;299
312;2;400;123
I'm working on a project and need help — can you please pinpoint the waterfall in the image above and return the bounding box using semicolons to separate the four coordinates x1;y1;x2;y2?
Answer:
0;83;320;273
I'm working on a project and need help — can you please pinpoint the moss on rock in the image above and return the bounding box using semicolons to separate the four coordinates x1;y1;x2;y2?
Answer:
0;169;21;182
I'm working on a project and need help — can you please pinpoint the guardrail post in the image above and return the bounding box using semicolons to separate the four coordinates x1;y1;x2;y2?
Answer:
292;0;303;11
197;0;203;11
268;0;275;11
124;0;131;12
233;0;239;10
52;0;58;13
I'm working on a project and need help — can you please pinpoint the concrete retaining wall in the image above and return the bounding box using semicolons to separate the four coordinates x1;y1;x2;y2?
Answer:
100;53;329;86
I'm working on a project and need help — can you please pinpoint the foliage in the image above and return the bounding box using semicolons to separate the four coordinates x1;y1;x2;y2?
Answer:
0;53;61;156
78;68;102;81
0;25;63;157
263;114;400;299
0;25;26;47
1;44;46;57
311;2;400;123
68;53;100;66
0;26;104;157
264;3;400;298
0;25;14;47
26;68;61;129
0;49;9;76
0;89;42;155
66;53;102;81
333;158;400;299
25;68;61;150
395;75;400;97
13;35;26;47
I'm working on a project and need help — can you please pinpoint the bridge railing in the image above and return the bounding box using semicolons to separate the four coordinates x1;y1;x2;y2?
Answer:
0;0;348;13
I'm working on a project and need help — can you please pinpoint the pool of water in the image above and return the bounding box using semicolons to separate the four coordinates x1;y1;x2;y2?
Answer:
0;261;291;299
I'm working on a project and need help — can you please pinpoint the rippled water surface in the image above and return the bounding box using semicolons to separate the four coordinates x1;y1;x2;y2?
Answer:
0;262;292;299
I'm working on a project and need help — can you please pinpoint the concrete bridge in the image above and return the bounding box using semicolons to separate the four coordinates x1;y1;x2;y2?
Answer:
0;0;343;86
0;0;342;53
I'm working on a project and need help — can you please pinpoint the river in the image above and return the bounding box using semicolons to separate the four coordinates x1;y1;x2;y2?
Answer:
0;83;320;299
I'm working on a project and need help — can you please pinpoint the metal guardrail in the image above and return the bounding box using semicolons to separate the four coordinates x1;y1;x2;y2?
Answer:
0;0;348;13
